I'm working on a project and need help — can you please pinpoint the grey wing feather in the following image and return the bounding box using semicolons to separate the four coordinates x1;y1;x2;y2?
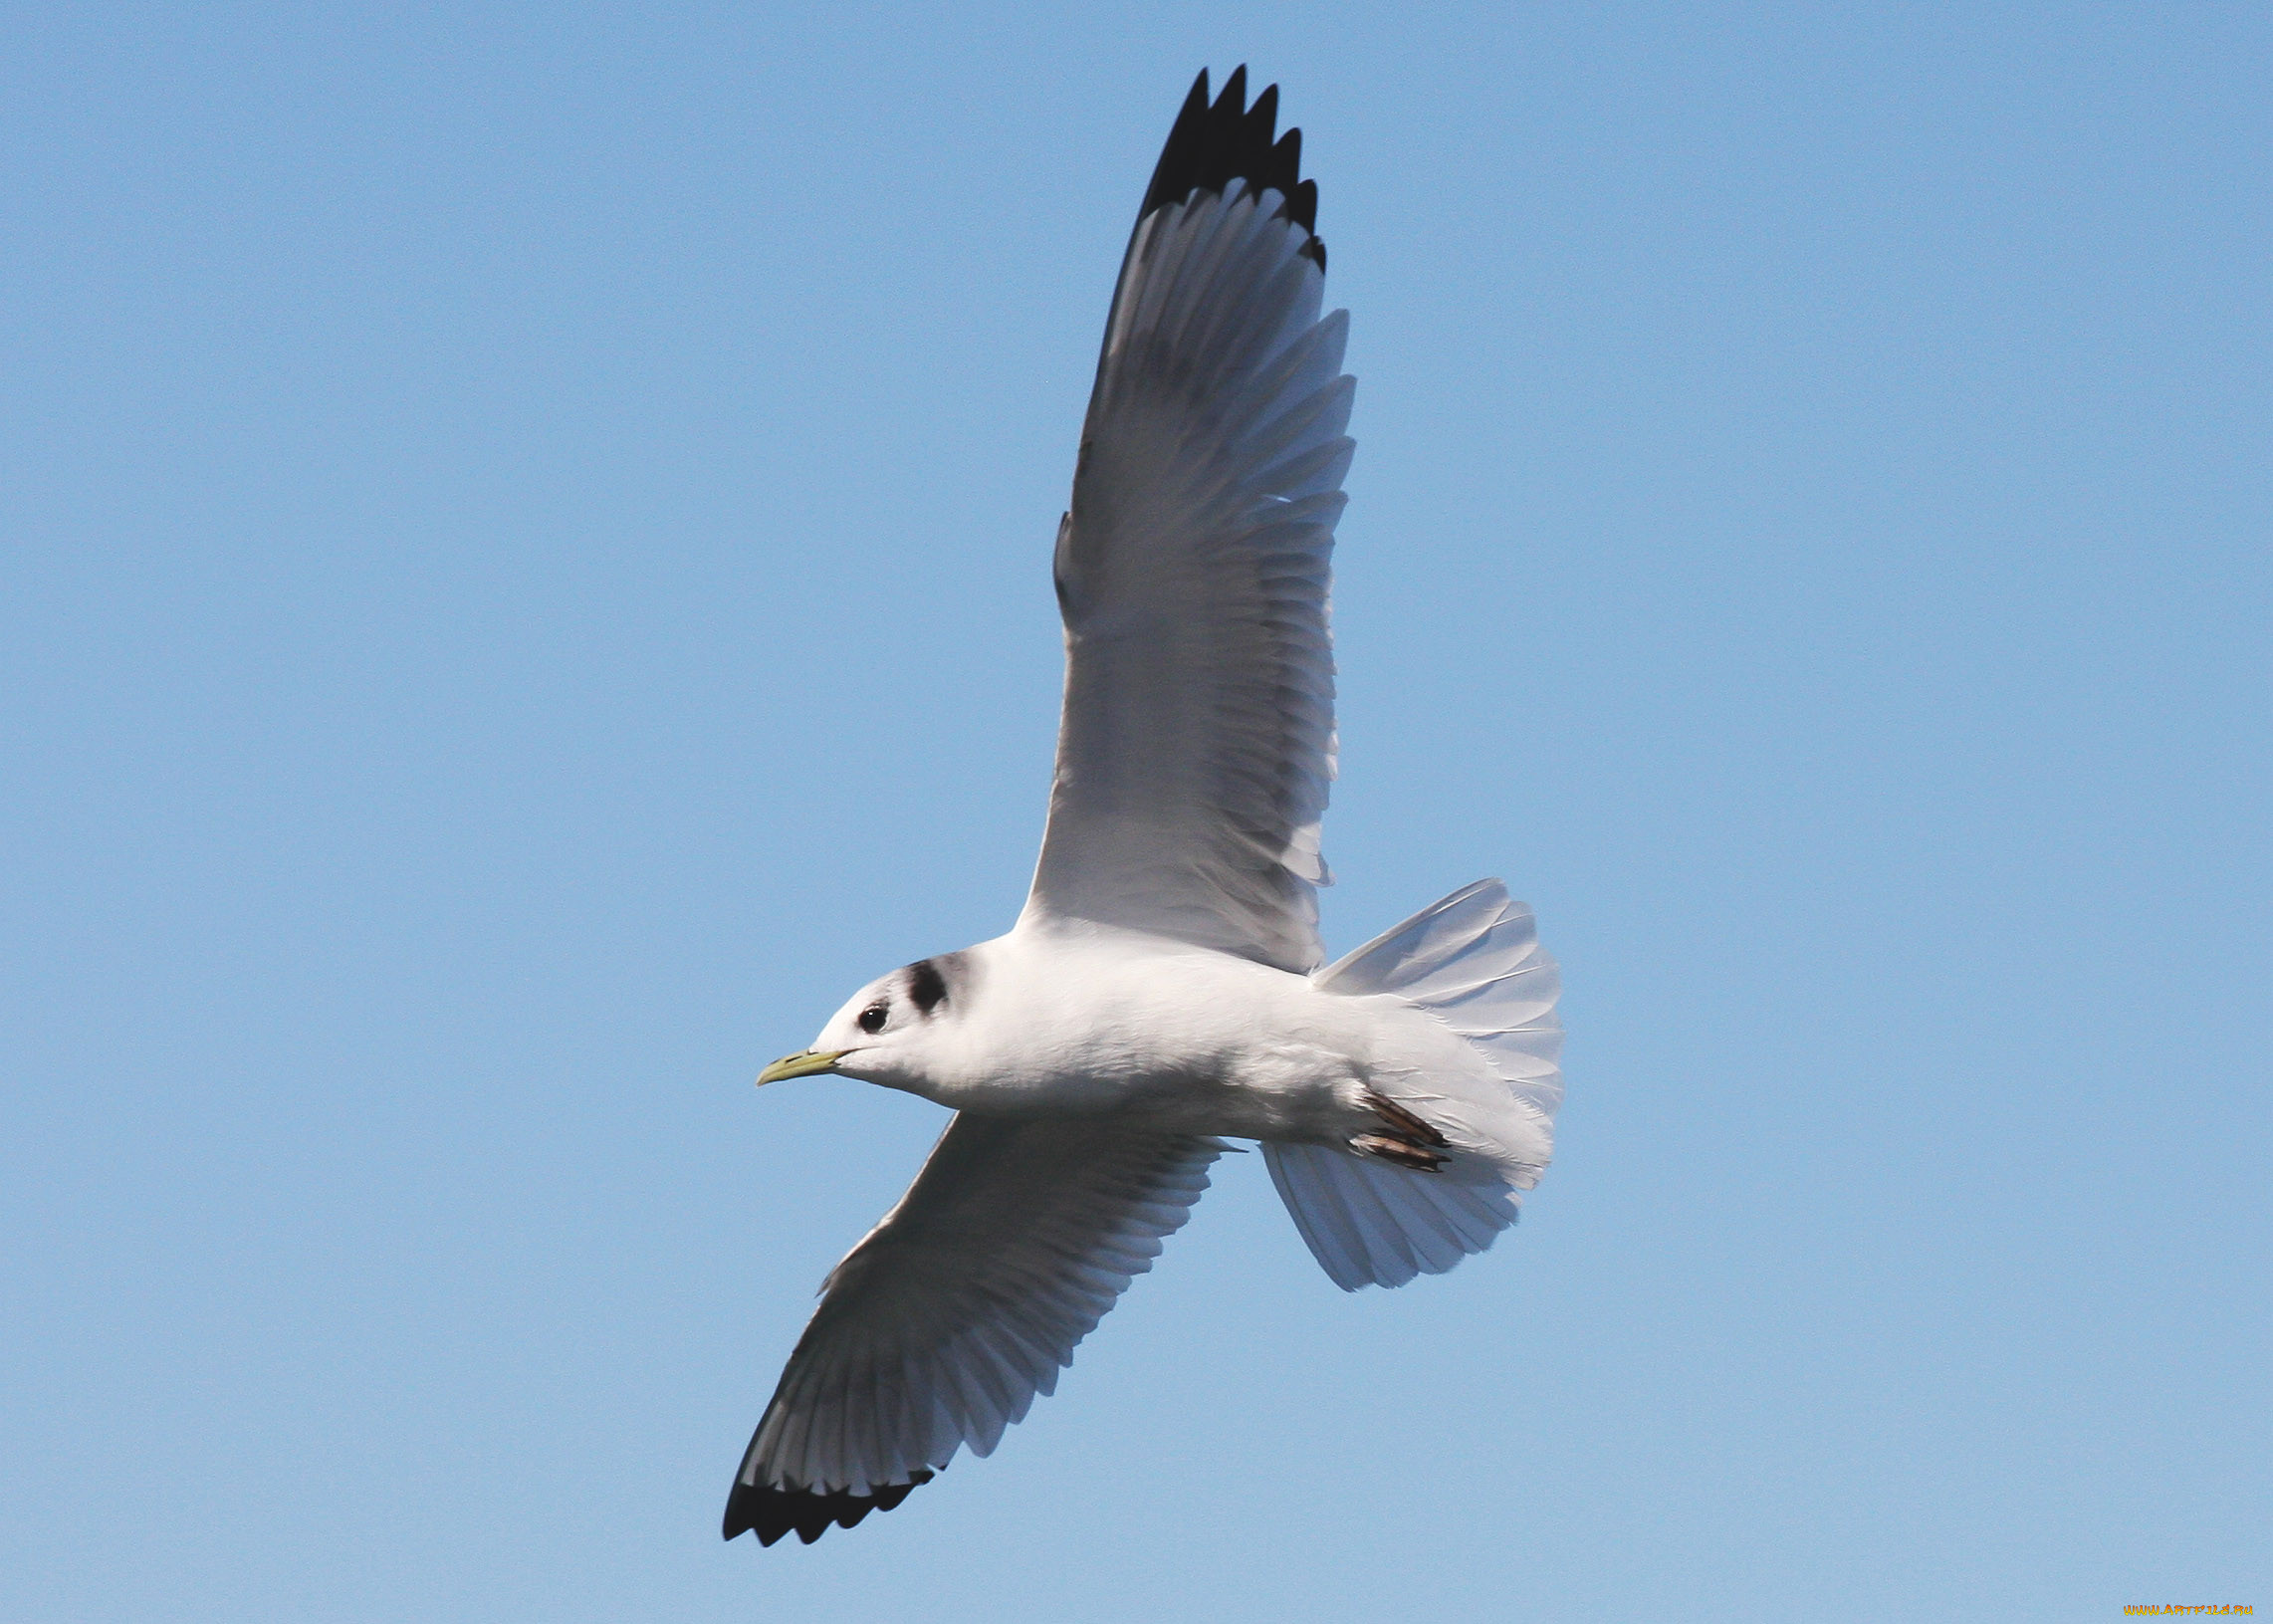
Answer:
724;1115;1225;1544
1022;74;1351;974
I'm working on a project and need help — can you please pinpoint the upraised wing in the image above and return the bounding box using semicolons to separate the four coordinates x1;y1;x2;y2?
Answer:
1020;68;1354;974
723;1115;1226;1544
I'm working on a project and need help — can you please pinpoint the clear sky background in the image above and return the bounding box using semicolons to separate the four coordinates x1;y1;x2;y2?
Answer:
4;4;2267;1620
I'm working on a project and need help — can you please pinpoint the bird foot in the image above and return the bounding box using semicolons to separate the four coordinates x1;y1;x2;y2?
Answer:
1351;1133;1449;1171
1352;1092;1450;1171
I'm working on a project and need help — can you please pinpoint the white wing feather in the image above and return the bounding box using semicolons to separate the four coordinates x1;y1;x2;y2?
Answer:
1021;178;1354;973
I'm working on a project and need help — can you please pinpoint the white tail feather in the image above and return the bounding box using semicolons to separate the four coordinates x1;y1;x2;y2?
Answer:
1265;879;1563;1290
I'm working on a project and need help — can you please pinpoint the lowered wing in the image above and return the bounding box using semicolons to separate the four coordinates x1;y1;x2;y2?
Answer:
724;1114;1226;1544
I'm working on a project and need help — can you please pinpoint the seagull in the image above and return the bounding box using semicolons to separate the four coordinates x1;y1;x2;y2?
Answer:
725;67;1563;1547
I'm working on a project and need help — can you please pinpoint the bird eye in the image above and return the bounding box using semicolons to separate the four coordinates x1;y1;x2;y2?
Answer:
857;1005;888;1035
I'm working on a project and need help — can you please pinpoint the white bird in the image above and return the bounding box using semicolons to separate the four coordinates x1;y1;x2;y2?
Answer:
725;67;1563;1546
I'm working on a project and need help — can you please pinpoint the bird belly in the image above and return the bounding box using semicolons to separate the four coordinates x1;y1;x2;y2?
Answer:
910;931;1392;1141
937;1007;1375;1144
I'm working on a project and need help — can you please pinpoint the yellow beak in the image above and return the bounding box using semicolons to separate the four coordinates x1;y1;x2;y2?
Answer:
756;1049;847;1085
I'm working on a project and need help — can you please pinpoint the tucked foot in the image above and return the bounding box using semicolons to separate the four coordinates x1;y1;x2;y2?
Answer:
1351;1091;1451;1171
1351;1132;1447;1171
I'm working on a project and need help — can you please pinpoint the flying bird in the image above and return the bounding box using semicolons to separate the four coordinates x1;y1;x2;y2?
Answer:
726;67;1563;1546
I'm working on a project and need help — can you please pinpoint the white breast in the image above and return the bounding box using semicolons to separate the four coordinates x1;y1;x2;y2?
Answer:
919;925;1372;1134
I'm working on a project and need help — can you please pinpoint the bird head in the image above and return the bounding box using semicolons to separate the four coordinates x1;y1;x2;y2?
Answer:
758;955;961;1091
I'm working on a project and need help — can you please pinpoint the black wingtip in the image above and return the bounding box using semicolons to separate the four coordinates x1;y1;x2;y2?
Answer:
722;1471;935;1547
1135;65;1325;271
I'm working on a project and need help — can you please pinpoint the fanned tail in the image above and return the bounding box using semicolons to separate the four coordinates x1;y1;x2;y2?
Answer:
1266;879;1563;1290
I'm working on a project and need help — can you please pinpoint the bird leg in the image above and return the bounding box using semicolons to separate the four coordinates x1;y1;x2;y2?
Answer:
1352;1091;1450;1172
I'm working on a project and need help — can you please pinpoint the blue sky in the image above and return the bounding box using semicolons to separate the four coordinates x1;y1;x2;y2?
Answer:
4;3;2266;1619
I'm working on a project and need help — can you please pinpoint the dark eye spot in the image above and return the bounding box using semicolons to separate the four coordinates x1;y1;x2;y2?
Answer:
907;959;948;1016
857;1005;887;1035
